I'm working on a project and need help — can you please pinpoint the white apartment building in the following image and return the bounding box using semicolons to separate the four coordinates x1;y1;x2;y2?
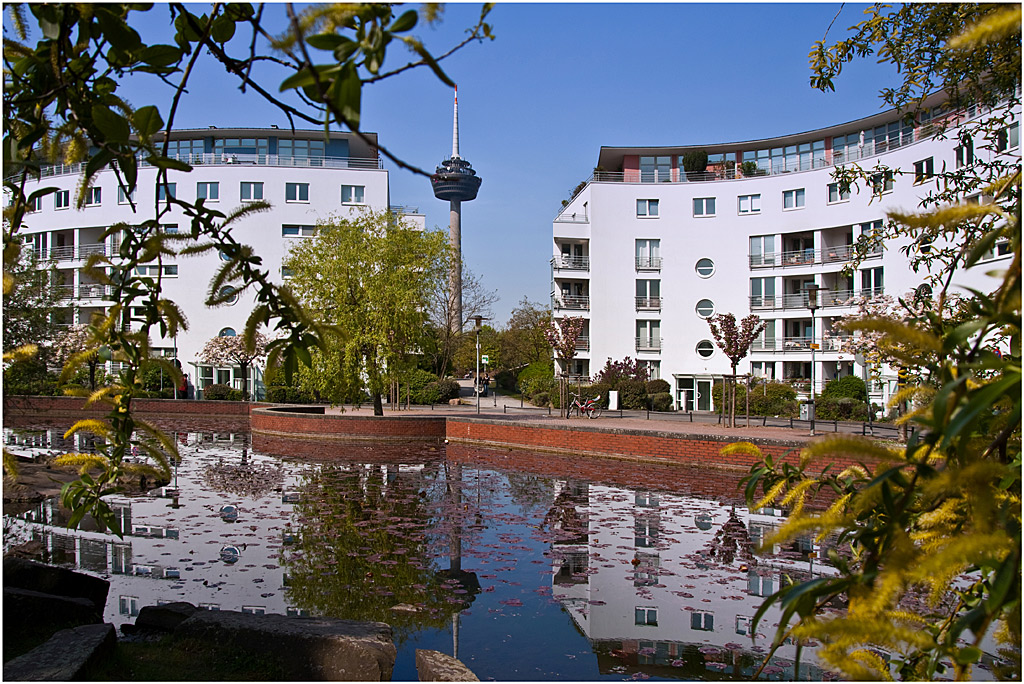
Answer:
12;127;425;397
552;93;1019;411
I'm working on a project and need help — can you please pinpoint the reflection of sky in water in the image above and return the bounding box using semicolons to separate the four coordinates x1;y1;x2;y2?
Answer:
3;425;872;681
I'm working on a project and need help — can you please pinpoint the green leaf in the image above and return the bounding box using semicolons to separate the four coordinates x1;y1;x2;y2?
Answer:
953;646;983;665
211;15;236;43
91;106;131;143
133;105;164;137
306;33;346;50
139;44;183;67
330;61;362;129
147;155;193;172
389;9;418;33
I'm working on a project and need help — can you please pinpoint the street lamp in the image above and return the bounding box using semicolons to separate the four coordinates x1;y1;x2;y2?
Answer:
804;283;820;436
471;315;488;415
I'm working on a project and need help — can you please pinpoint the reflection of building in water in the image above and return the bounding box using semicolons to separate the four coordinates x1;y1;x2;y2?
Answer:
546;482;835;679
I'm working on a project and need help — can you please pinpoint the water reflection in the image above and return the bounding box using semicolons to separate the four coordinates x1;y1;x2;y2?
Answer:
5;425;846;680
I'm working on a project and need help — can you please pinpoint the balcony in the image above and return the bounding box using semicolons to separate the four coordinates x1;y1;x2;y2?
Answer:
750;244;881;269
551;255;590;271
751;288;869;311
635;256;662;271
636;337;662;352
554;295;590;311
635;296;662;311
575;336;590;351
34;245;109;261
78;283;110;299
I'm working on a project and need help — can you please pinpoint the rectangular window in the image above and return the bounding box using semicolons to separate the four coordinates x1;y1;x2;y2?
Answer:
693;197;715;217
737;194;761;214
197;182;219;201
861;267;883;297
859;220;884;255
750;277;776;308
635;239;661;270
285;182;309;202
162;224;179;234
914;157;934;183
282;224;316;237
783;188;805;209
638;359;660;381
955;137;974;168
158;183;176;202
691;610;714;631
281;266;294;279
119;596;140;617
749;235;775;267
118;187;135;205
632;552;660;586
736;616;755;636
996;121;1020;151
748;570;775;597
341;184;365;204
827;183;850;203
240;182;263;201
636;199;659;217
871;170;894;194
27;195;42;212
635;320;661;352
84;187;102;206
634;607;658;626
640;156;672;183
635;279;661;309
55;189;70;210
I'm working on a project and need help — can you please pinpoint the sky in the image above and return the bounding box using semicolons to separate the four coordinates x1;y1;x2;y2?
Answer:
20;2;906;324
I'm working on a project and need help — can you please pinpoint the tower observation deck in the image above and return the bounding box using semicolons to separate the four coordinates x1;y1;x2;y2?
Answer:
432;87;481;332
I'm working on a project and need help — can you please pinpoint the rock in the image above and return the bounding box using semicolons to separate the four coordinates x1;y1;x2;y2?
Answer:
175;610;396;680
135;602;198;632
449;398;461;406
4;623;116;681
4;587;102;639
415;649;479;681
6;539;45;560
3;556;110;610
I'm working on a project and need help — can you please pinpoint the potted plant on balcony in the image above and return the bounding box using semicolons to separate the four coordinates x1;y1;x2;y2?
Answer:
681;149;708;181
740;160;760;177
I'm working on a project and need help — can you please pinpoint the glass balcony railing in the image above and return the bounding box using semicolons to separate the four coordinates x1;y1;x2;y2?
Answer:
749;245;880;268
551;255;590;271
750;288;870;311
751;336;853;352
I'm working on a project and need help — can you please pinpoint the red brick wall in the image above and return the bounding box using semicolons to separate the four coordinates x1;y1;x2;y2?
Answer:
4;395;252;417
251;409;445;441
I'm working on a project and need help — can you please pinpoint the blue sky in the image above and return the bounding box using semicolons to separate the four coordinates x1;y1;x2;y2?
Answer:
36;3;903;323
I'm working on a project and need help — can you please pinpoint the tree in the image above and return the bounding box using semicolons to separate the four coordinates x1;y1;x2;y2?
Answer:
707;313;766;428
1;247;63;356
544;316;584;376
499;297;552;373
283;210;447;416
593;356;649;387
52;325;103;391
424;264;498;378
739;6;1021;680
198;331;268;400
2;3;493;532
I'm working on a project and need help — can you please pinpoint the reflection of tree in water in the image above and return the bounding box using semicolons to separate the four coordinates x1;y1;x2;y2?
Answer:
542;481;589;545
505;472;555;515
202;448;284;499
281;463;452;642
703;508;755;566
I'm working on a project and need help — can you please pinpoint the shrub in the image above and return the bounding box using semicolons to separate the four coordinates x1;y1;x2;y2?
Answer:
407;369;441;404
203;383;235;400
3;359;58;396
594;357;648;388
816;396;869;421
494;368;516;391
822;375;867;402
585;382;612;408
433;378;461;403
646;379;671;395
681;149;708;173
749;381;799;417
518;361;554;398
650;392;673;411
740;160;759;176
263;366;314;404
531;391;549;407
618;378;649;410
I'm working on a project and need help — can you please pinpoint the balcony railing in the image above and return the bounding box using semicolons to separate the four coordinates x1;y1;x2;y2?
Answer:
636;296;662;311
35;245;109;261
751;288;870;311
635;256;662;271
750;244;880;269
575;336;590;351
27;153;384;180
752;336;853;352
636;337;662;352
551;255;590;271
79;283;110;299
554;295;590;310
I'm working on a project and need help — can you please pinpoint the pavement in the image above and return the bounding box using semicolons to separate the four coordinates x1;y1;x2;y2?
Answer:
315;378;902;445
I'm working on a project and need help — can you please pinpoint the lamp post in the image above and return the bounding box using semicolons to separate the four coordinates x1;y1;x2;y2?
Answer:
471;315;487;415
804;283;820;436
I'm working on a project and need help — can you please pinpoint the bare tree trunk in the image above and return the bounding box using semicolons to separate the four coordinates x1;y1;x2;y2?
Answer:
240;362;249;401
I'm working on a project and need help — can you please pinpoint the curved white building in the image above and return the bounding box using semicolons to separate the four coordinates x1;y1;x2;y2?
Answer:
13;128;424;397
552;92;1019;411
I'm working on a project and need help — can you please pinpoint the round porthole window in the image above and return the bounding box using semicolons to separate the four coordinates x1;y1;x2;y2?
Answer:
219;327;236;337
219;250;231;262
695;258;715;278
220;286;238;305
695;299;716;318
696;340;715;358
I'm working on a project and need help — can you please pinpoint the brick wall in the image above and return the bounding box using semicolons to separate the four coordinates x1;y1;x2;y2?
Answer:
4;395;252;417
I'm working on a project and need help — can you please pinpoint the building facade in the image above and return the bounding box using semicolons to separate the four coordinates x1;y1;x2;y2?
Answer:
13;127;424;397
552;93;1019;411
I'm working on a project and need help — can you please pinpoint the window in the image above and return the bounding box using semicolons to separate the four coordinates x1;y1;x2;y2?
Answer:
635;492;659;508
158;183;176;201
278;138;325;162
282;224;316;237
197;182;219;201
240;182;263;201
736;616;756;636
84;187;101;206
285;182;309;202
55;190;70;210
118;187;135;204
748;570;775;597
166;138;205;160
214;137;268;158
914;157;934;183
871;170;894;194
827;183;850;203
341;184;365;204
638;359;661;380
241;606;266;616
640;156;672;183
635;607;658;626
696;340;715;358
161;224;179;234
695;258;715;278
861;267;883;297
281;266;294;279
737;194;761;214
996;122;1020;152
27;195;42;212
632;553;660;586
955;137;974;168
219;327;236;337
135;264;178;277
749;235;775;267
750;277;776;308
219;250;231;261
691;610;714;631
634;514;659;547
783;188;805;210
635;239;661;270
220;286;238;305
635;280;661;309
636;320;661;351
693;197;715;217
695;299;715;318
859;220;884;255
119;596;140;617
636;199;659;217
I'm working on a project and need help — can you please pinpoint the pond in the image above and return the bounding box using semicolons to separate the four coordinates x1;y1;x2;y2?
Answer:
4;422;841;681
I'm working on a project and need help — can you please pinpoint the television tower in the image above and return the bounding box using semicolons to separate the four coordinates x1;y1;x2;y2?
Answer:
431;86;482;333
